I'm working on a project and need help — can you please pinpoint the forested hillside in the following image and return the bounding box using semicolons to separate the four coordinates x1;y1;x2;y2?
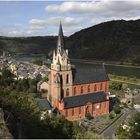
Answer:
0;19;140;63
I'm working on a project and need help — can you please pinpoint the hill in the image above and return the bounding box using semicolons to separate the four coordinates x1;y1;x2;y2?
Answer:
0;19;140;64
66;19;140;64
0;36;57;56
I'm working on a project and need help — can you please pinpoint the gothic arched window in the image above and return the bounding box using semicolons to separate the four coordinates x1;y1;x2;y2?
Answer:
100;83;103;90
61;89;64;99
93;105;95;111
66;74;69;84
79;107;81;114
74;87;76;95
72;108;74;116
94;85;97;92
81;86;83;94
88;85;90;93
66;88;69;96
105;84;108;92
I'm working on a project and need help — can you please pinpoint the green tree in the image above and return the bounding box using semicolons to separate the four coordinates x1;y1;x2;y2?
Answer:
110;81;122;90
32;59;43;66
116;112;140;139
115;124;131;139
109;111;116;119
122;83;128;91
113;104;121;114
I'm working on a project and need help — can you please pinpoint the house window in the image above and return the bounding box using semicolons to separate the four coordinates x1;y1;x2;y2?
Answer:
72;108;74;116
74;87;76;95
94;85;97;91
88;85;90;92
81;86;83;94
66;74;69;84
79;107;81;114
66;88;69;96
66;110;68;117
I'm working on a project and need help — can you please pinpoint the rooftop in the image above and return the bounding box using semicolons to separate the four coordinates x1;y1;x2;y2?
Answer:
63;91;108;109
72;64;109;84
35;98;52;111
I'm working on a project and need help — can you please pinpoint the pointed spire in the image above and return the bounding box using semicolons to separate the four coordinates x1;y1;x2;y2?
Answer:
57;22;65;53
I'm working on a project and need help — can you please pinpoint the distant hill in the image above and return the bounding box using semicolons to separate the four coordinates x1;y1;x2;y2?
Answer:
0;36;57;56
0;19;140;64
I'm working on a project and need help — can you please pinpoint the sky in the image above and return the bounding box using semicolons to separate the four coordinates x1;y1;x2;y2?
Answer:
0;0;140;37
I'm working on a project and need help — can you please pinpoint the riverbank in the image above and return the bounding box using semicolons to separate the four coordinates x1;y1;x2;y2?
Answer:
71;59;140;69
15;55;140;81
109;74;140;85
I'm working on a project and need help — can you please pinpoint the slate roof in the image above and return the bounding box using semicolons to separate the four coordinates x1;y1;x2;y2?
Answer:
63;92;108;109
35;98;52;111
72;64;109;84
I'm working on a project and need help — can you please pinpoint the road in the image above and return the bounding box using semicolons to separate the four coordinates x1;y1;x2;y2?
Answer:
101;109;136;139
71;59;140;69
111;79;140;86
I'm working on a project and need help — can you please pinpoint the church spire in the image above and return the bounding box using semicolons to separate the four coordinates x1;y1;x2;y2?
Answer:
51;23;71;70
57;22;65;53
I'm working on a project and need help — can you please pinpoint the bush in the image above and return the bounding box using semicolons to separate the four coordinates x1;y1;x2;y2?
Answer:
32;58;43;66
110;81;122;90
122;83;128;91
109;112;116;119
113;104;121;114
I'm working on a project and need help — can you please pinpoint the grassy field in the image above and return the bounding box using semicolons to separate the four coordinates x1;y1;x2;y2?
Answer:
109;74;140;86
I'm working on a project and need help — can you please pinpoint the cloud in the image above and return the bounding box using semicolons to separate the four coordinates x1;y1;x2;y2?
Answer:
45;1;140;18
29;16;84;27
1;1;140;37
0;24;45;37
28;16;85;36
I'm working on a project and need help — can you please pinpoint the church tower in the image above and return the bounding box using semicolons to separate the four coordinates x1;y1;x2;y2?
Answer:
49;23;73;108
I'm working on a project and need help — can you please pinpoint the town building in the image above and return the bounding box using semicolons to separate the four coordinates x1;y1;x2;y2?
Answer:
39;23;110;121
35;98;52;120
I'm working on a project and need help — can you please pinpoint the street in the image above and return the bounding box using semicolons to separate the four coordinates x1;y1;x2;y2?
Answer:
101;108;136;139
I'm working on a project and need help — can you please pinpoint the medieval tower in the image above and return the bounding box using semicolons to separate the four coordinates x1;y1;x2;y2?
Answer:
48;23;73;107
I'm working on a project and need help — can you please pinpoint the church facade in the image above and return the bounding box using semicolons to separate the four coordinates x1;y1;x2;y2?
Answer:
40;23;110;121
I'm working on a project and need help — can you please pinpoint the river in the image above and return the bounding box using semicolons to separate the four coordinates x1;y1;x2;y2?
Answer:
16;56;140;89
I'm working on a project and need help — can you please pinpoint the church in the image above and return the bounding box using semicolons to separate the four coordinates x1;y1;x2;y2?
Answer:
39;23;110;121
